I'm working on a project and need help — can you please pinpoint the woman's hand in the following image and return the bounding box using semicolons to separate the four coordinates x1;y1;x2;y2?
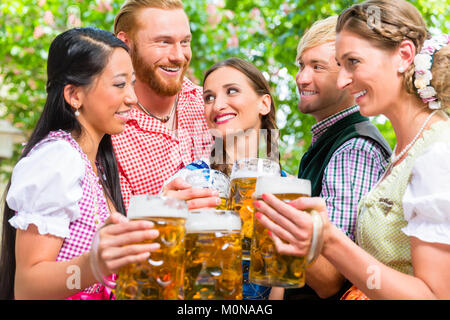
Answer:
162;177;221;210
254;194;330;257
94;212;160;275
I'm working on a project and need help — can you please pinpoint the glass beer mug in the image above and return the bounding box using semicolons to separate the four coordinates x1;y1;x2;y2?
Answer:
114;195;189;300
183;209;242;300
249;176;311;288
229;158;281;259
185;168;231;210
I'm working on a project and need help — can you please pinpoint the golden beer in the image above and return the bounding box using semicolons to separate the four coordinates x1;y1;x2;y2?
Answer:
230;158;280;259
114;195;188;300
184;210;242;300
249;177;311;288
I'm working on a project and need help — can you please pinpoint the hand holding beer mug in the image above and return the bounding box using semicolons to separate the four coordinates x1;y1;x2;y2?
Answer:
229;158;281;259
93;195;189;300
184;210;242;300
251;176;324;288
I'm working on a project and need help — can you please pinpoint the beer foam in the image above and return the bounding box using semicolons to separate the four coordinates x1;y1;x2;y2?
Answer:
186;210;241;233
254;176;311;197
127;195;188;219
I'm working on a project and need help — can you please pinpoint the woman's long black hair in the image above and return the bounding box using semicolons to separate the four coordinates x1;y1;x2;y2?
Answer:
0;27;128;299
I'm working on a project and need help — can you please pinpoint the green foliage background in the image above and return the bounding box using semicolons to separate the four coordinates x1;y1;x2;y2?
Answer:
0;0;449;178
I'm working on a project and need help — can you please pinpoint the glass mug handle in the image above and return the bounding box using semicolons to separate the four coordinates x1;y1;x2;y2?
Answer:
89;228;117;289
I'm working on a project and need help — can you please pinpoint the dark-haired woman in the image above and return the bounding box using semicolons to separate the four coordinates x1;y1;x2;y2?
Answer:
0;27;160;300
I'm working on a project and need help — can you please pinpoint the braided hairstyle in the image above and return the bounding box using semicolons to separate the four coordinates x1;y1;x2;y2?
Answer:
0;27;128;299
336;0;435;98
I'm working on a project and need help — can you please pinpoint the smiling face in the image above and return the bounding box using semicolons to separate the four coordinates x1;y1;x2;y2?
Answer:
77;48;136;139
335;29;402;117
203;66;271;137
295;42;354;122
130;8;191;96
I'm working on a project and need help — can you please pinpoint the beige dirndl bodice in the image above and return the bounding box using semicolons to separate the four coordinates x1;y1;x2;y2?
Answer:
356;120;450;275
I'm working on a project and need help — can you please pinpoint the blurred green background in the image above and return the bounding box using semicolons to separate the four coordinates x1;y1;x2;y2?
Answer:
0;0;449;180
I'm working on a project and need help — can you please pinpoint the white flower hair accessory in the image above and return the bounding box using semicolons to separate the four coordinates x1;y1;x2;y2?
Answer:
413;34;449;110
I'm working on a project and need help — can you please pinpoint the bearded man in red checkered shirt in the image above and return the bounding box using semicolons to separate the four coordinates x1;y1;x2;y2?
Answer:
112;0;214;210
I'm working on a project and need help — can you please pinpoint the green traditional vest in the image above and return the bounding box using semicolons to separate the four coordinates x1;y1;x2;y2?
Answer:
298;111;392;196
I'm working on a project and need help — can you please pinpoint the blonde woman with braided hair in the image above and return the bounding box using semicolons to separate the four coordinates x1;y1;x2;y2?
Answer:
254;0;450;300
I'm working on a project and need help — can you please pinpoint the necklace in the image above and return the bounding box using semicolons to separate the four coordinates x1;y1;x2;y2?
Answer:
390;110;438;165
136;95;178;123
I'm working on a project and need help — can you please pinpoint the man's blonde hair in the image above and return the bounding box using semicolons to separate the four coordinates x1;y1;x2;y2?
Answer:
296;15;338;63
114;0;184;38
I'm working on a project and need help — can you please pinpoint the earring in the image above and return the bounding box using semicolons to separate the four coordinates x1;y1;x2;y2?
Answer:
398;67;405;73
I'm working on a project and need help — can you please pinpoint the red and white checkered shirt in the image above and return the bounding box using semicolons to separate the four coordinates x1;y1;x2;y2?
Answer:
112;78;213;210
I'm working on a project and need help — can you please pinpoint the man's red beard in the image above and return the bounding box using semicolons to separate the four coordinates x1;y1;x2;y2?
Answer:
131;43;188;96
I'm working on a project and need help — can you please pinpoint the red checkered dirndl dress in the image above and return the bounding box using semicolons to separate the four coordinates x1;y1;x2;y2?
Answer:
32;130;114;299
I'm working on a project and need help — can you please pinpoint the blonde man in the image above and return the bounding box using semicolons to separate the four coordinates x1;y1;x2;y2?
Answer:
111;0;217;210
271;16;391;300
